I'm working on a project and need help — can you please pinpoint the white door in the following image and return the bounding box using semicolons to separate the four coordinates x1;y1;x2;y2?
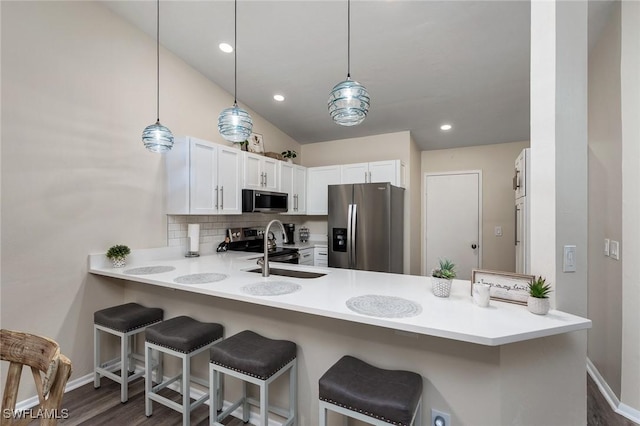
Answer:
424;171;481;280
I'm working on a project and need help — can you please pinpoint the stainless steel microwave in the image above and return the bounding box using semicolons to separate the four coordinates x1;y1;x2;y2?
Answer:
242;189;288;213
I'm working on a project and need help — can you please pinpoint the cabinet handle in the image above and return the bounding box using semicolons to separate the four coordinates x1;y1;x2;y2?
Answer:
294;194;298;211
220;186;224;210
214;185;219;209
364;171;368;182
368;171;372;182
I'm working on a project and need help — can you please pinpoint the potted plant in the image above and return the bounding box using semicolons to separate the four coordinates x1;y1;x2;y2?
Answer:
431;259;456;297
527;276;552;315
233;140;248;151
281;150;297;162
106;244;131;268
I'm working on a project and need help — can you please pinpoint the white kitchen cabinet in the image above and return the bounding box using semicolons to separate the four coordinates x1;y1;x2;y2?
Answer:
306;165;341;215
314;245;328;267
244;152;278;191
340;160;405;187
166;137;242;215
279;162;307;214
298;247;314;266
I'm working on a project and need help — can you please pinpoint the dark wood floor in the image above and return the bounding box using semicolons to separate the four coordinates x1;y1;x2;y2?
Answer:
586;374;638;426
39;374;637;425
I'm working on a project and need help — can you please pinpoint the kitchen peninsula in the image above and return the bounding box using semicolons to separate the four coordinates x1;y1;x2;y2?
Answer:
89;248;591;425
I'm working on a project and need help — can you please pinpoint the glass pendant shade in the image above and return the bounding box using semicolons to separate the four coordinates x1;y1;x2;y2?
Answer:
328;77;370;126
218;105;253;142
142;120;174;153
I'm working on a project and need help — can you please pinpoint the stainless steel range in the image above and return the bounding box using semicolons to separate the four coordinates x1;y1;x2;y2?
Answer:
227;227;299;264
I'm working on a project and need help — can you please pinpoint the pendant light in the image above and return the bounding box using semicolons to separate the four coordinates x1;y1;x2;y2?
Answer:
218;0;253;142
328;0;370;126
142;0;174;152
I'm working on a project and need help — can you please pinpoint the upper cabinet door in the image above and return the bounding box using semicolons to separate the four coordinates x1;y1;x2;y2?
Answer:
340;163;369;184
262;157;279;191
189;139;219;215
217;146;243;214
279;162;295;213
244;152;263;190
369;160;403;186
243;153;279;191
293;165;307;214
165;137;242;215
307;165;341;215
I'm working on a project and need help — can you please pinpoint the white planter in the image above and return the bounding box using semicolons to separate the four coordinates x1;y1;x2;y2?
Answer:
111;257;126;268
432;278;452;297
527;296;550;315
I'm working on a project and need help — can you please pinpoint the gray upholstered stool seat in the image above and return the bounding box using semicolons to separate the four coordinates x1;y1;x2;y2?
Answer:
209;330;297;426
94;303;163;403
146;315;223;353
94;303;163;332
319;355;423;426
145;316;223;426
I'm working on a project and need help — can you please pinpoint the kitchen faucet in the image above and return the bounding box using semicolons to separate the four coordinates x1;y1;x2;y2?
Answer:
261;219;288;277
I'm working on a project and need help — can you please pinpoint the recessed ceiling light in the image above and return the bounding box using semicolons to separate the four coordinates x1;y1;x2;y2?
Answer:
440;124;452;131
219;43;233;53
273;94;285;102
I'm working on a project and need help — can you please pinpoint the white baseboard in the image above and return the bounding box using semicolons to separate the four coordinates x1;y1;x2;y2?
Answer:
587;358;640;424
16;361;284;426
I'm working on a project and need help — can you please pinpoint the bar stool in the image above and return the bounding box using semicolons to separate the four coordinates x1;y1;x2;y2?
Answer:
209;330;297;426
145;315;223;426
94;302;163;403
319;355;423;426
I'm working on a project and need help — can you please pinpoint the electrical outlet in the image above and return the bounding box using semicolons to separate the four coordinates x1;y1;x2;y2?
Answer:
431;409;451;426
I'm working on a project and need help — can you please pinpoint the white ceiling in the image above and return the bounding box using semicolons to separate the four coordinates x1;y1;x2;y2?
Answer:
102;1;612;151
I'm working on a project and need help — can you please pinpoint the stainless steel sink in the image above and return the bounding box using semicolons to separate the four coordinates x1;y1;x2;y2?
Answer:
246;267;326;279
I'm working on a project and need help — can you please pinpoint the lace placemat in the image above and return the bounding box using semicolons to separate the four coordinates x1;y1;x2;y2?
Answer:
346;294;422;318
242;281;302;296
173;273;228;284
124;266;176;275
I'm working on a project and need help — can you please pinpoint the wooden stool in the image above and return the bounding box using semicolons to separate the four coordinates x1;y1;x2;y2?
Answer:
209;330;297;426
145;316;223;426
319;355;423;426
94;302;163;403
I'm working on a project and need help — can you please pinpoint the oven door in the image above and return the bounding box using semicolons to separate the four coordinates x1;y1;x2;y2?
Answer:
268;252;299;264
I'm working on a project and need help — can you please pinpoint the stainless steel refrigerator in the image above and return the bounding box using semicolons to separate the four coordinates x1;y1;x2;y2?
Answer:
328;183;404;273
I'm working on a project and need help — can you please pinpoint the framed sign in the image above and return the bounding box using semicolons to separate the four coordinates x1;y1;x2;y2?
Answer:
470;269;535;305
247;133;264;154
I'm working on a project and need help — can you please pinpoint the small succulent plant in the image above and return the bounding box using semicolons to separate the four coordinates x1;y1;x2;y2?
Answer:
106;244;131;260
528;276;552;299
432;259;456;279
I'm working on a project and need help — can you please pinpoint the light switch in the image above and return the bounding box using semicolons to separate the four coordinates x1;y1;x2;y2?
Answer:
610;240;620;260
563;245;576;272
495;226;503;237
604;239;610;256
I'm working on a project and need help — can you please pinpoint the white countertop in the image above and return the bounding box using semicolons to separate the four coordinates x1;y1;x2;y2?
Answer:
88;247;591;346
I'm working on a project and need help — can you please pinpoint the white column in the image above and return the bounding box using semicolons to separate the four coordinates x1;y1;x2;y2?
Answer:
620;0;640;414
530;0;588;316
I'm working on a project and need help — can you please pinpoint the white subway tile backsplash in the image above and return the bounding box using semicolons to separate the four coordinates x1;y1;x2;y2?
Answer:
166;215;308;249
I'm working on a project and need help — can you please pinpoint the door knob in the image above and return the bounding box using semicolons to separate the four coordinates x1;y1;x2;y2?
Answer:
471;244;477;249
